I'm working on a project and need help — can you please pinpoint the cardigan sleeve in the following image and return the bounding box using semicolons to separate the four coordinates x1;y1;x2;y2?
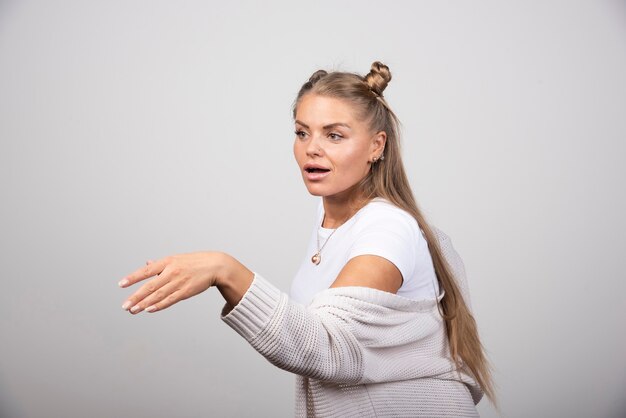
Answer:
219;272;457;385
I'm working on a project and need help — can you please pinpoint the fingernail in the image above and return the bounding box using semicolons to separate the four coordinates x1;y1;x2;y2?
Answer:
122;301;131;310
130;305;141;313
118;279;129;287
145;305;157;313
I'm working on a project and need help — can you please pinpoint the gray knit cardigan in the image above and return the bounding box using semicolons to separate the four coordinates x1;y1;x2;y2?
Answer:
221;227;484;417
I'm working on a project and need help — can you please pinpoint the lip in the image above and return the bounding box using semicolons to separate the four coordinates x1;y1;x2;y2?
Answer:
302;163;331;181
304;170;331;181
303;163;330;171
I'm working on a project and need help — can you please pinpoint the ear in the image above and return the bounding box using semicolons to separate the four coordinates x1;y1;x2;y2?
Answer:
370;130;387;159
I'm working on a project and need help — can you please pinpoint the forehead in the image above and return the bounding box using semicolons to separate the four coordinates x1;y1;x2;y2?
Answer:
295;94;364;127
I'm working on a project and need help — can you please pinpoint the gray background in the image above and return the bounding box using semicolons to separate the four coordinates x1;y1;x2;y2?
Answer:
1;1;625;417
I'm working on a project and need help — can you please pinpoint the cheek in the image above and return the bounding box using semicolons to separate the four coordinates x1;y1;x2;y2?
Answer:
334;148;367;171
293;141;302;162
293;142;310;169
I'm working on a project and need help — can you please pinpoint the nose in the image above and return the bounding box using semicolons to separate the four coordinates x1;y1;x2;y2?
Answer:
305;133;324;157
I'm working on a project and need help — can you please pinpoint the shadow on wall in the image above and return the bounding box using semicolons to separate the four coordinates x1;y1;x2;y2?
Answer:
0;386;21;418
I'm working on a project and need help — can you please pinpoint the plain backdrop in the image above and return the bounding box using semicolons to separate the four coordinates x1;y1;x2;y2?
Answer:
1;1;625;417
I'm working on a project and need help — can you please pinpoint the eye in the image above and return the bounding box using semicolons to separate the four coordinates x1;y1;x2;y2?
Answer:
294;130;307;139
328;132;343;141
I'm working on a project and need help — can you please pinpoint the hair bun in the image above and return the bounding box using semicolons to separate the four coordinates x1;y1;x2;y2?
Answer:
364;61;391;96
308;69;328;84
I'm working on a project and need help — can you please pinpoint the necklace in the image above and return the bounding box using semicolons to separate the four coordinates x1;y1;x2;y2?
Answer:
311;212;350;265
311;226;336;265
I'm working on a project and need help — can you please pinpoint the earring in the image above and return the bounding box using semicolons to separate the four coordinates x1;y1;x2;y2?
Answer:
371;154;384;163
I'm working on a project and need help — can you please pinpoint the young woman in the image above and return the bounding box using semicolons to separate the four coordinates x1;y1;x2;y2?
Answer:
119;61;496;417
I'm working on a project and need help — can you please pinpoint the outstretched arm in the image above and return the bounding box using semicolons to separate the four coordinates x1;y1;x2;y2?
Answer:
119;251;438;385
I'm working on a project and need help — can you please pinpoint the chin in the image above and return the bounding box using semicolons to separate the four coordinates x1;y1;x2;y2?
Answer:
304;187;325;197
303;183;330;197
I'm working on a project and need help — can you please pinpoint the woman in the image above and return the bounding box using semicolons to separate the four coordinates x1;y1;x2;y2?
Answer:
119;61;496;417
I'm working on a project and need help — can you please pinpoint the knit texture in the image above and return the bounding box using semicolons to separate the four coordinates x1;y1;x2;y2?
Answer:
220;226;483;417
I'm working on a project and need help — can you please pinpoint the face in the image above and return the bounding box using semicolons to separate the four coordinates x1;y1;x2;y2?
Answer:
293;94;386;201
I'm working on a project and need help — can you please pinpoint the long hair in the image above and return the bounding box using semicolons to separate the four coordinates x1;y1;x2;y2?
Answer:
292;61;497;407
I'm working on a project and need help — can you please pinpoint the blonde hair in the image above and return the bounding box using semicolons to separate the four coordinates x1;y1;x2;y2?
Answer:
292;61;497;407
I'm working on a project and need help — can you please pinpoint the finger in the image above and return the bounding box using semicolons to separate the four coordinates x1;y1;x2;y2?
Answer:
129;280;181;314
122;269;174;312
119;258;168;288
143;289;188;314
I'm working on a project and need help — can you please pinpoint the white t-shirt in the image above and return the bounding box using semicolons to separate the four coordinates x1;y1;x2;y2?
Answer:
289;197;440;306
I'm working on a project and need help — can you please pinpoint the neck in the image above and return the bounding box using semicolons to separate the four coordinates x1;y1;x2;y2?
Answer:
322;189;368;229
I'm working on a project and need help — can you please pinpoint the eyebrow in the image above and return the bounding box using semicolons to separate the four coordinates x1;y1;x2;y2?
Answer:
295;120;352;130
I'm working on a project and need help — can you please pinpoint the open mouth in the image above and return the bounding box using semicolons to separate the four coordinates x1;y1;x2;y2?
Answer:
305;168;330;173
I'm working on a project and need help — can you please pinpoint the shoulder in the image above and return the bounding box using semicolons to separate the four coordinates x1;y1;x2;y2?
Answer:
352;198;419;237
339;198;421;292
347;198;421;272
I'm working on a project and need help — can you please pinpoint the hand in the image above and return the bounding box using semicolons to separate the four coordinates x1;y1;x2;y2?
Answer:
119;251;227;314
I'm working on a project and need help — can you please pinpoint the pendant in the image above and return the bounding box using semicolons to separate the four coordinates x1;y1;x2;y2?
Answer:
311;252;321;265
